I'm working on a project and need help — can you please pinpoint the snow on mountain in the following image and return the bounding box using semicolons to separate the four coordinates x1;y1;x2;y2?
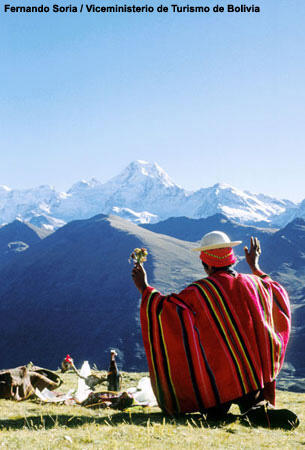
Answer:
50;178;106;222
111;207;159;224
190;183;294;224
105;160;178;190
47;161;190;223
271;198;305;227
0;185;11;193
26;214;66;232
100;161;191;217
0;185;61;224
0;160;301;228
68;178;101;193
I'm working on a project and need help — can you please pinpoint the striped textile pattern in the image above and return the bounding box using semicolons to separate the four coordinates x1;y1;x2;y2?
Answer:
140;271;291;415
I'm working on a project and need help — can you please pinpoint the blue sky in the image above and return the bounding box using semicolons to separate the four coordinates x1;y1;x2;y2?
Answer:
0;0;304;201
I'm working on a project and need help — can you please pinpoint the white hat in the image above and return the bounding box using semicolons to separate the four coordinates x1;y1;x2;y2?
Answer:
192;231;242;251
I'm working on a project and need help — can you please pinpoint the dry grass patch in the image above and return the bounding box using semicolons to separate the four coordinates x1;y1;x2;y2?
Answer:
0;371;304;449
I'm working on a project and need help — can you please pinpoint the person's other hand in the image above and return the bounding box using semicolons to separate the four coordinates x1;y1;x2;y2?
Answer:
244;236;261;273
131;263;148;294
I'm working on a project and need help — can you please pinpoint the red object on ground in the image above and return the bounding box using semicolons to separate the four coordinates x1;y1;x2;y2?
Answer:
65;354;73;364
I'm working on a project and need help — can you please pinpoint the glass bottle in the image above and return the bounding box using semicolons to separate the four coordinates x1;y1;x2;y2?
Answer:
107;349;121;392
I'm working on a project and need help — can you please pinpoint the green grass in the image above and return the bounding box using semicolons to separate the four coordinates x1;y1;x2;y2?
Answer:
0;371;304;449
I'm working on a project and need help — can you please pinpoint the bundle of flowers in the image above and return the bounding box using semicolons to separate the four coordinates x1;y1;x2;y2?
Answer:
130;248;148;264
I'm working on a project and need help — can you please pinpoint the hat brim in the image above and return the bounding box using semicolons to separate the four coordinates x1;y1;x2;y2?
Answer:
191;241;242;251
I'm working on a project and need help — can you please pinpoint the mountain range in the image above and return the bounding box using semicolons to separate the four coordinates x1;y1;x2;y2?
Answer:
0;160;304;230
0;213;304;385
0;161;304;389
0;214;203;371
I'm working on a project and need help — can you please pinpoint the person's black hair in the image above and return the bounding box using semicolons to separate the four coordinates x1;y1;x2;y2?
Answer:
201;261;234;272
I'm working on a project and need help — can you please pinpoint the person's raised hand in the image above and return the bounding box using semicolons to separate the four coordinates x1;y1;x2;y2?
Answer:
131;263;148;294
244;236;261;273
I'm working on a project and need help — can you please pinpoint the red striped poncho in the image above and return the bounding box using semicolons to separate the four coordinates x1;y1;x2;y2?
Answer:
140;271;291;415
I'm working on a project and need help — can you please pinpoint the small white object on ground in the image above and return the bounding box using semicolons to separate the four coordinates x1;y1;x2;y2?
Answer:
35;387;74;403
35;361;93;403
127;377;157;407
74;360;93;402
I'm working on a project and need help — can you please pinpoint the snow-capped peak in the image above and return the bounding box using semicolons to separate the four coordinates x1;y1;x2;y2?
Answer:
109;160;178;189
212;182;233;190
111;206;159;224
68;178;101;194
0;185;11;192
0;160;302;229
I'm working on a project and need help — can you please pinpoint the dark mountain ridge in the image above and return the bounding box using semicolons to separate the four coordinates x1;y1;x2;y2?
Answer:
0;214;203;370
0;220;45;267
0;213;304;381
141;213;276;247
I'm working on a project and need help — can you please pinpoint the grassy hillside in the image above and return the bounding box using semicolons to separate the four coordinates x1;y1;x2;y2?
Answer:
0;371;304;449
0;215;204;370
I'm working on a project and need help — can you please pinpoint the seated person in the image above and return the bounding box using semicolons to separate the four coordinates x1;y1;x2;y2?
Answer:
131;231;299;429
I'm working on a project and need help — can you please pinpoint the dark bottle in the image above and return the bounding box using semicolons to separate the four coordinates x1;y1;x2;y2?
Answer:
107;350;121;392
107;349;121;392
